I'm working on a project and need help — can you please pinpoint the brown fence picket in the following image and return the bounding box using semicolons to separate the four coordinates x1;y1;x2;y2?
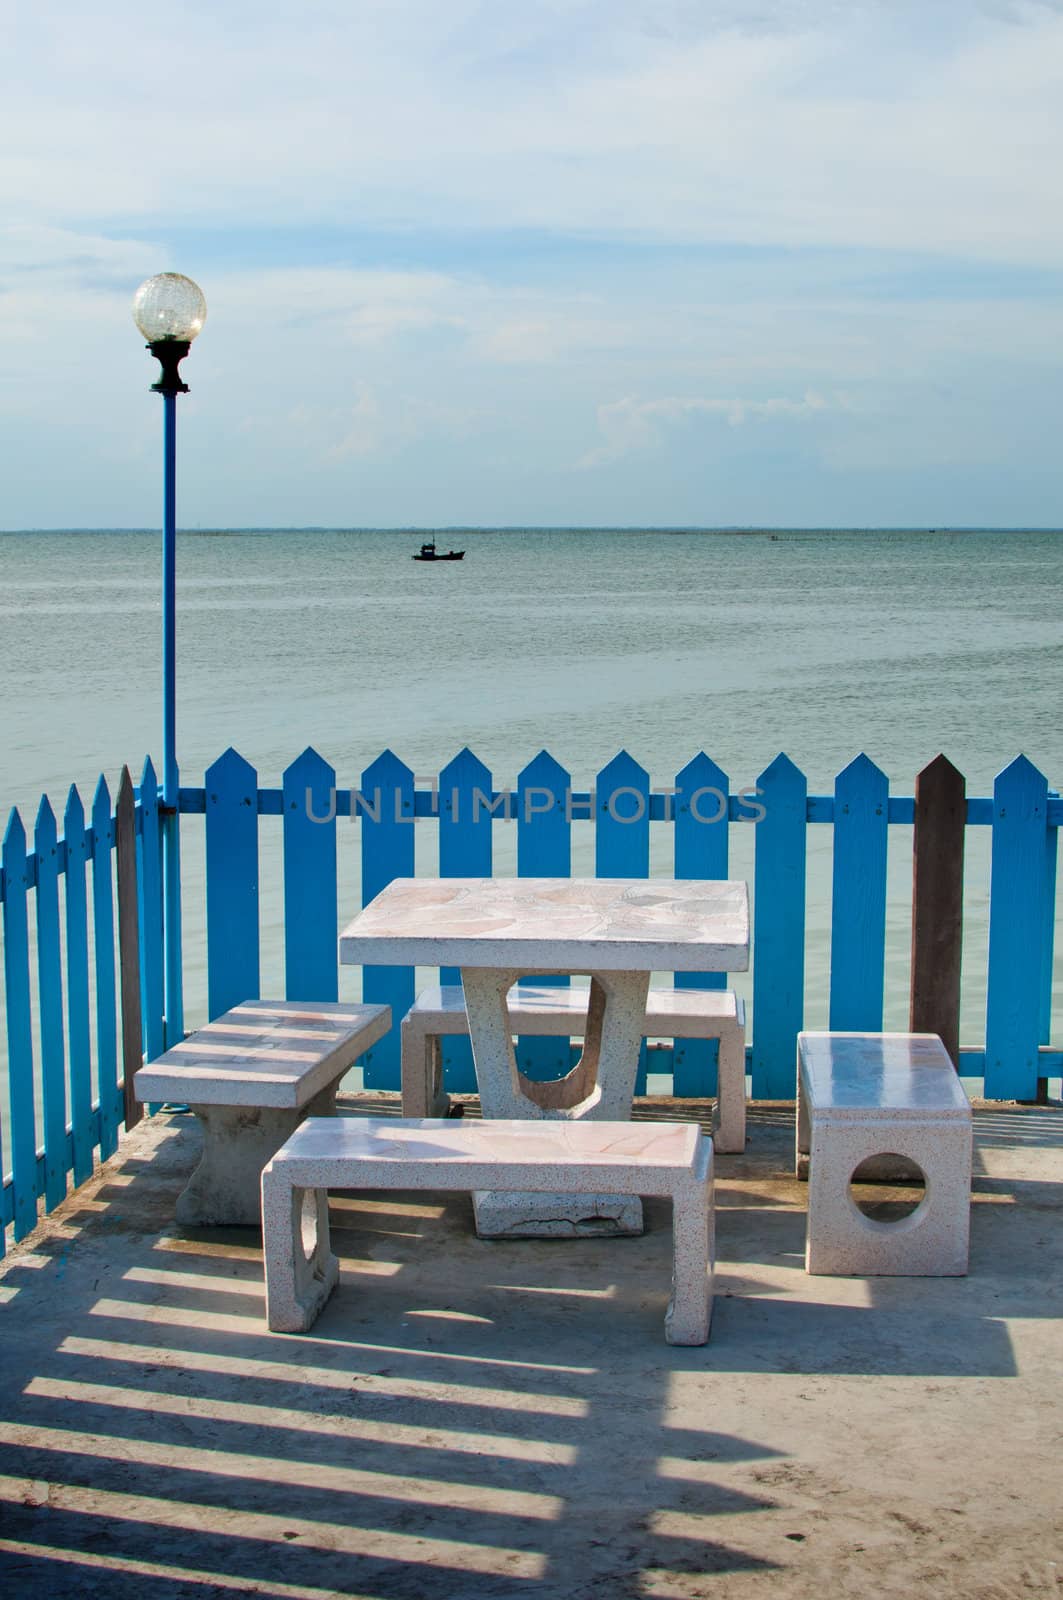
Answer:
910;754;966;1066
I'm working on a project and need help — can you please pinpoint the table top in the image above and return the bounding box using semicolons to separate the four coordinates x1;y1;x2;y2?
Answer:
339;876;749;972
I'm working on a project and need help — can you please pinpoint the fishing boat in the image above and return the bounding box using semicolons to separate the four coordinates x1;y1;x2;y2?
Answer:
413;540;465;562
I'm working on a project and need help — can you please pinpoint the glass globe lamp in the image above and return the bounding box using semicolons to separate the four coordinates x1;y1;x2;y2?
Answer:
133;273;207;342
133;273;207;392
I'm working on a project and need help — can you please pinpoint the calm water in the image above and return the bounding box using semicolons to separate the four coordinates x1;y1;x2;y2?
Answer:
1;526;1061;1052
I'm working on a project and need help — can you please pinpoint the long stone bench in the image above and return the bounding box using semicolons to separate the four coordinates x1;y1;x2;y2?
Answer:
401;983;746;1151
261;1117;715;1344
797;1031;972;1276
133;999;390;1226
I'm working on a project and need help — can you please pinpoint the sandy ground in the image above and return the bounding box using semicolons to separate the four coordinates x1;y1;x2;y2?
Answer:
0;1096;1060;1600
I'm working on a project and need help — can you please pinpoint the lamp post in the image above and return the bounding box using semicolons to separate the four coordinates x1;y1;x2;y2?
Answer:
133;271;207;1048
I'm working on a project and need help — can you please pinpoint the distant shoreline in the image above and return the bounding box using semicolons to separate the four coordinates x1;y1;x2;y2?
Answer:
2;525;1062;537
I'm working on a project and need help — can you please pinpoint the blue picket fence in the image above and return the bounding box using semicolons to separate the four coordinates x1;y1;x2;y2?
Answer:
190;745;1060;1099
0;762;166;1251
2;744;1060;1252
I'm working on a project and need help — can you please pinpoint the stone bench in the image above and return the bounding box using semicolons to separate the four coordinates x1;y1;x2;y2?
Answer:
401;983;746;1151
261;1117;715;1344
134;999;390;1226
797;1031;972;1276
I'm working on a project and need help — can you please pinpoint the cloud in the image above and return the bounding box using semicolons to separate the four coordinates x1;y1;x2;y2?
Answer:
236;382;480;466
2;3;1063;262
0;223;154;280
1;4;1062;526
580;389;854;465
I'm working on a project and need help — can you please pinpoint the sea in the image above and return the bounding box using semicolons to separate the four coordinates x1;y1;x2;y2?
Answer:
1;525;1061;1074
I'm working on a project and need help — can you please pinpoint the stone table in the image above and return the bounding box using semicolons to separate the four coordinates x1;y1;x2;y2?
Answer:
340;877;748;1237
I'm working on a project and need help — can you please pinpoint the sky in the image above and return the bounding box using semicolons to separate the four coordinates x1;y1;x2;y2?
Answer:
2;0;1063;529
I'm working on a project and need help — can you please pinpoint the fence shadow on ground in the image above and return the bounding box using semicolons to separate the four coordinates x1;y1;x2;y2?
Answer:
2;1097;1059;1596
0;1127;786;1598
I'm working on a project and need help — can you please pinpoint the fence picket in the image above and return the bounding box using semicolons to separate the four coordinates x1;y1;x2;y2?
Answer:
597;751;651;1089
438;748;493;1092
596;751;650;878
3;809;37;1242
516;750;573;1081
64;786;94;1185
752;754;807;1098
137;758;165;1062
985;756;1047;1098
91;777;121;1158
1041;800;1058;1050
910;755;966;1066
34;797;68;1210
206;748;260;1019
673;754;730;1096
282;748;338;1002
116;769;144;1131
829;754;888;1031
360;749;416;1089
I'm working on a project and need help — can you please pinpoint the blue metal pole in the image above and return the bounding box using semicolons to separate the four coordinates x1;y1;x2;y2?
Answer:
161;391;184;1045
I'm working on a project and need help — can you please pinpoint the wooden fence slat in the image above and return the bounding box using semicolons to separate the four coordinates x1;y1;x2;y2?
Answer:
161;767;184;1050
3;809;37;1242
282;747;338;1002
596;750;650;878
137;758;165;1063
91;777;121;1158
116;769;144;1130
829;754;889;1031
360;749;416;1090
673;753;730;1097
516;750;573;1082
518;749;572;878
205;748;260;1019
438;748;493;1092
596;751;651;1090
1040;798;1058;1052
63;785;94;1185
985;755;1048;1099
752;753;807;1098
910;754;965;1066
34;797;68;1211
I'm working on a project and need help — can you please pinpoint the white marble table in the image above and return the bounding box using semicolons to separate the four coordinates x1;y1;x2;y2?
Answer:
339;876;749;1237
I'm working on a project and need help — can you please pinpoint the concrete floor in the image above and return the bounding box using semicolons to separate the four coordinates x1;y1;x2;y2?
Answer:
0;1096;1060;1600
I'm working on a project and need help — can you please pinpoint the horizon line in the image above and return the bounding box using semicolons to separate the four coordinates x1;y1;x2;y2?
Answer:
3;524;1062;536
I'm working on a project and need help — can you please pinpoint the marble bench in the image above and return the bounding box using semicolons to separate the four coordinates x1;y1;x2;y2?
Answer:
261;1117;715;1344
133;999;390;1226
401;983;747;1151
797;1031;972;1276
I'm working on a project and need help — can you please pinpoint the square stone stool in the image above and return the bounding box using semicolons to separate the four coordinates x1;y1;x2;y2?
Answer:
797;1031;972;1276
401;983;747;1152
133;999;390;1226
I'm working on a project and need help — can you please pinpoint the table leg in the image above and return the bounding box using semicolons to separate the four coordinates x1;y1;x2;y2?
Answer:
461;966;651;1238
176;1080;340;1227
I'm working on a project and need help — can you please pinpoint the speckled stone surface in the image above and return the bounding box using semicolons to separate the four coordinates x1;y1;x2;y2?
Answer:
797;1032;973;1276
342;877;746;1237
261;1117;715;1344
134;1000;392;1109
400;983;747;1152
461;967;652;1235
339;877;750;973
133;1000;391;1226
